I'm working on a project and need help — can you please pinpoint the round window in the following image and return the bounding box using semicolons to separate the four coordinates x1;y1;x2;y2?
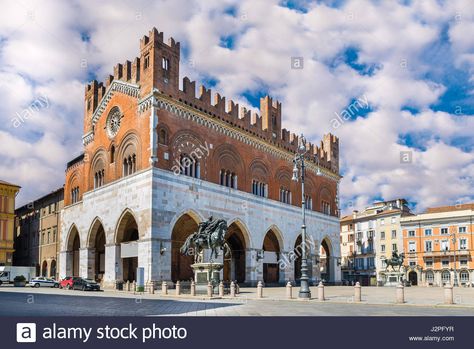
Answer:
106;107;122;138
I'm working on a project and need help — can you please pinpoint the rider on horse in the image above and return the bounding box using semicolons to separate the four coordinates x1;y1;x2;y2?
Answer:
196;216;214;247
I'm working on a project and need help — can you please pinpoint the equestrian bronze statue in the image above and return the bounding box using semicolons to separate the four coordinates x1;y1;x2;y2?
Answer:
180;216;231;263
384;250;405;272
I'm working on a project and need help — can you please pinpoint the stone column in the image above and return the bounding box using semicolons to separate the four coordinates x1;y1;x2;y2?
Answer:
79;248;94;279
278;252;287;284
333;255;342;284
312;254;321;283
280;252;294;282
58;251;71;279
104;244;122;288
138;238;162;284
246;249;258;286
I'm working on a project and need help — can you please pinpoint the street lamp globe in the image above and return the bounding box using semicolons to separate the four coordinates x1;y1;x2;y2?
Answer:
292;163;299;182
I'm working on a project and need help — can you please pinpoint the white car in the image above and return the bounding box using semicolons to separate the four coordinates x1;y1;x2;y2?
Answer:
29;277;59;288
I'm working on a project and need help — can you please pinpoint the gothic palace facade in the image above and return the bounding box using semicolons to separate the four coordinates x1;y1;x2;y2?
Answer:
59;28;342;288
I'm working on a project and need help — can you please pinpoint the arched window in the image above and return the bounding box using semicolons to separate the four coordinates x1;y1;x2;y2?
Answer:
179;154;200;178
279;187;291;204
71;187;80;204
110;145;115;163
322;201;331;215
304;195;313;210
252;180;268;198
441;270;451;284
158;128;168;145
425;270;434;284
94;169;105;189
219;169;237;189
460;270;469;283
123;154;136;177
92;154;105;189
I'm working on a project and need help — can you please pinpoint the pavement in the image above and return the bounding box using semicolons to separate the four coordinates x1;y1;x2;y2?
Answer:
1;284;474;316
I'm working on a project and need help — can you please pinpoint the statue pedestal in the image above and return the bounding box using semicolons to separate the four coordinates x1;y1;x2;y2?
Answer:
191;262;223;292
381;271;404;286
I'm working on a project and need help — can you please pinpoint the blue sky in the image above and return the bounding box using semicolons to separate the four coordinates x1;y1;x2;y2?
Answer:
0;0;473;213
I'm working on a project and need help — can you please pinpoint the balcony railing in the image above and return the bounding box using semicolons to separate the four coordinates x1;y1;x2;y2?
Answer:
411;250;472;257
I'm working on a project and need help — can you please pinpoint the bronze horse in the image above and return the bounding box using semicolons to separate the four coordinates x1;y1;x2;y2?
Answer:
385;252;405;272
180;218;231;262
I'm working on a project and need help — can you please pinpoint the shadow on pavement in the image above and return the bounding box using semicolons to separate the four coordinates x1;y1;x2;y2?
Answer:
0;291;239;317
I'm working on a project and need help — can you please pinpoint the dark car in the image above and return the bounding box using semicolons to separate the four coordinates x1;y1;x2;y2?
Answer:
72;278;100;291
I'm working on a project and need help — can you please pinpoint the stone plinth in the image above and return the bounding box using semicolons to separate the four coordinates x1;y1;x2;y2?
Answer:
191;262;223;291
381;271;404;287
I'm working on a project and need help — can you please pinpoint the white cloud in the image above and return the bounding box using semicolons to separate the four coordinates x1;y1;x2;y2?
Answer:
0;0;472;213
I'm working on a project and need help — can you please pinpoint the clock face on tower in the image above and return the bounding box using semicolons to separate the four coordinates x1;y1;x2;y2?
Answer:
106;107;122;138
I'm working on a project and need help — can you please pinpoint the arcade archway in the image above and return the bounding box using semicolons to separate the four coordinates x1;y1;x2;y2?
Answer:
262;229;281;284
50;260;57;278
294;235;302;282
65;225;80;277
223;222;247;283
88;219;106;282
41;260;48;277
320;238;331;282
171;213;199;282
116;211;139;282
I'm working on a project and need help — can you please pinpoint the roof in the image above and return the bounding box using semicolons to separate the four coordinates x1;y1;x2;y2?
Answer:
0;179;21;188
425;203;474;214
401;208;474;224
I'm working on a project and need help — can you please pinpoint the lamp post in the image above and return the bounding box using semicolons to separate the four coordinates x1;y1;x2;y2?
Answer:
451;232;458;287
292;134;321;298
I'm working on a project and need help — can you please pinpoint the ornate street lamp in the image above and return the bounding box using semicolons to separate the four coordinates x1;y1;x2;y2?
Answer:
451;231;459;287
292;134;321;298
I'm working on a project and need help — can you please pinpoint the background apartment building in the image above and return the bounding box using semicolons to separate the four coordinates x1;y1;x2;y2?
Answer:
401;203;474;287
340;199;412;285
0;180;21;266
14;188;64;278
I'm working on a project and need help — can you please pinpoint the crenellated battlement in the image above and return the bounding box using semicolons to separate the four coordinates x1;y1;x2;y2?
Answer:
83;28;339;175
173;74;339;173
140;28;180;51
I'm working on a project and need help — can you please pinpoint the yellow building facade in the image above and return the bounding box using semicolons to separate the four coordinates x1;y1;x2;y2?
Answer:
0;180;21;266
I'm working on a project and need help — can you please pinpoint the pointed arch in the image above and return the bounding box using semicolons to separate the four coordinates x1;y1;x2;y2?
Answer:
320;235;334;255
87;216;105;248
65;224;81;251
320;235;334;283
114;208;139;282
169;208;205;236
64;224;81;277
87;217;106;281
263;224;284;251
224;218;250;283
171;211;201;282
227;217;252;248
114;208;139;244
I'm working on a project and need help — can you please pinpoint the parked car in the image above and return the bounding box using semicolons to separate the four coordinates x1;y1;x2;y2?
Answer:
29;277;59;288
72;278;100;291
59;276;81;289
